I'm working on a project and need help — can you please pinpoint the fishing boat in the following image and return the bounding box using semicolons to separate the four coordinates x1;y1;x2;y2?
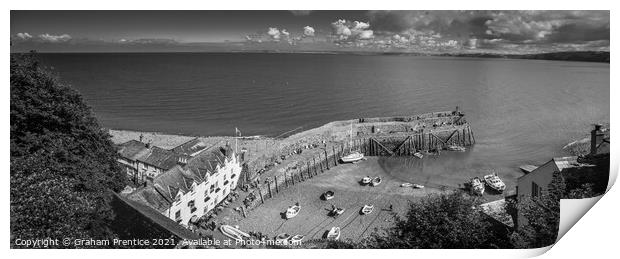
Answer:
483;173;506;193
361;204;374;215
412;183;425;189
413;152;424;159
326;227;341;240
446;145;466;152
341;123;365;163
469;177;485;195
361;176;372;185
341;151;364;163
401;183;413;187
275;233;292;245
220;225;250;242
289;235;305;245
330;205;345;217
322;190;335;200
371;177;382;187
285;203;301;219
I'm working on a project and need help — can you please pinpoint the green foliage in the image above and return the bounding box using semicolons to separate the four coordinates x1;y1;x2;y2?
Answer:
366;191;511;249
10;53;126;247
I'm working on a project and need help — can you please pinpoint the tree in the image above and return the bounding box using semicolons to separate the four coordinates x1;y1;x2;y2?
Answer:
10;52;126;248
366;191;511;249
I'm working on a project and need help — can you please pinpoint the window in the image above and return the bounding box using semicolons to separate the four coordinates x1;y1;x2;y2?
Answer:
175;210;181;220
188;200;195;208
231;174;236;179
204;196;211;202
532;182;539;197
224;180;230;186
209;185;215;193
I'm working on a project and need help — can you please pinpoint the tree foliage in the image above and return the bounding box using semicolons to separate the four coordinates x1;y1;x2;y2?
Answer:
366;191;511;249
10;53;126;247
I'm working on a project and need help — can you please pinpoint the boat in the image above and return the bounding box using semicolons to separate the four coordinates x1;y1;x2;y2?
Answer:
371;177;382;187
401;183;413;187
275;233;292;245
361;176;372;185
412;183;425;189
322;190;335;200
341;123;365;163
361;204;374;215
446;145;466;152
330;205;345;217
289;235;305;245
220;225;250;242
285;203;301;219
341;151;364;163
483;173;506;193
413;152;424;159
326;227;341;240
469;177;485;195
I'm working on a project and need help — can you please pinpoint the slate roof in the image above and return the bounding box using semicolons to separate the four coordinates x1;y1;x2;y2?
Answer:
170;138;208;156
137;146;182;171
118;140;150;161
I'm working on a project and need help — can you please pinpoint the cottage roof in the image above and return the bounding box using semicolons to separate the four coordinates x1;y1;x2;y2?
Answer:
137;146;181;170
118;140;150;161
170;138;208;157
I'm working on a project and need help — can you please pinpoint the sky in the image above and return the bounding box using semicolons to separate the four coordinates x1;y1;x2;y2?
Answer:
10;10;610;53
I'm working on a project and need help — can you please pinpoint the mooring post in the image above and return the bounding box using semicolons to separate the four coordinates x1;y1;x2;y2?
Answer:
241;206;247;218
313;157;318;175
299;168;304;181
332;146;337;166
267;181;273;198
258;187;264;204
285;172;289;188
275;176;279;193
324;149;330;170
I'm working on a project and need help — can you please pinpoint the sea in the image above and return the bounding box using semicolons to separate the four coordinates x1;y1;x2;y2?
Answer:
36;53;610;189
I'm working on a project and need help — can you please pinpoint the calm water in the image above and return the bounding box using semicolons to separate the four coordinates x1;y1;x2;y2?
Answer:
37;53;609;188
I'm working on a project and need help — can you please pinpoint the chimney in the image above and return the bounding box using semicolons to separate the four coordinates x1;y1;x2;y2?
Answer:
590;124;604;155
177;156;188;166
139;133;144;143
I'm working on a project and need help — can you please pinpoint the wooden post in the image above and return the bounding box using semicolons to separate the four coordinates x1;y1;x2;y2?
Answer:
307;161;312;178
313;157;318;175
275;176;279;193
299;168;304;181
332;146;338;166
267;181;273;198
241;206;247;218
258;187;264;204
285;172;289;188
324;149;330;170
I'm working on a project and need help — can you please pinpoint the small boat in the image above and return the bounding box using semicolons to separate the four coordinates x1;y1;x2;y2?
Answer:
286;203;301;219
483;173;506;193
401;183;413;188
469;177;485;195
275;233;292;245
371;177;382;187
289;235;305;244
341;151;365;163
322;191;335;200
361;204;374;215
220;225;250;242
361;176;372;185
413;152;424;159
330;205;345;217
326;227;341;240
446;145;466;152
412;183;425;189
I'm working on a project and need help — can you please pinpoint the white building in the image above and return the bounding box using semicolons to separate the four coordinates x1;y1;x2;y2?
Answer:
127;145;242;227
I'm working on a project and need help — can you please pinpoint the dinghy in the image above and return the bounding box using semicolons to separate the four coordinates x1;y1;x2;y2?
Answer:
361;176;372;185
326;227;341;240
446;145;466;152
275;233;292;245
289;235;305;245
483;173;506;193
413;152;424;159
285;203;301;219
371;177;382;187
341;151;364;163
412;183;425;189
469;177;485;195
401;183;413;188
330;205;345;217
220;225;250;242
322;191;335;200
361;204;374;215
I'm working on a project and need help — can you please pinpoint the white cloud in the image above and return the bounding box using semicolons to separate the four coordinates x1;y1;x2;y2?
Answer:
38;33;72;43
267;27;281;41
16;32;32;40
358;30;374;39
331;19;374;41
303;26;315;37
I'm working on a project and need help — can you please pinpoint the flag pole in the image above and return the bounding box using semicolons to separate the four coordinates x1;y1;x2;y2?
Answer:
235;127;238;156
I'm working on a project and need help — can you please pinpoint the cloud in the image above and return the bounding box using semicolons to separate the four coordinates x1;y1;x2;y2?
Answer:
331;19;374;41
303;26;315;37
267;27;281;41
15;32;32;40
38;33;72;43
290;10;312;16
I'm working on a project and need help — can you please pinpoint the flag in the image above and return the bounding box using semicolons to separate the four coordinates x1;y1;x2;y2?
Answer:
235;127;241;137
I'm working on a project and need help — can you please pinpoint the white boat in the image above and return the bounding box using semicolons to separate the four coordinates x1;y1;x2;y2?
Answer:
220;225;250;242
446;145;466;152
483;173;506;193
330;205;345;217
275;233;292;245
401;183;413;187
412;183;425;189
469;177;485;195
322;191;335;200
371;177;382;187
341;151;364;163
361;176;372;185
413;152;424;159
326;227;341;240
289;235;304;245
361;204;374;215
286;203;301;219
